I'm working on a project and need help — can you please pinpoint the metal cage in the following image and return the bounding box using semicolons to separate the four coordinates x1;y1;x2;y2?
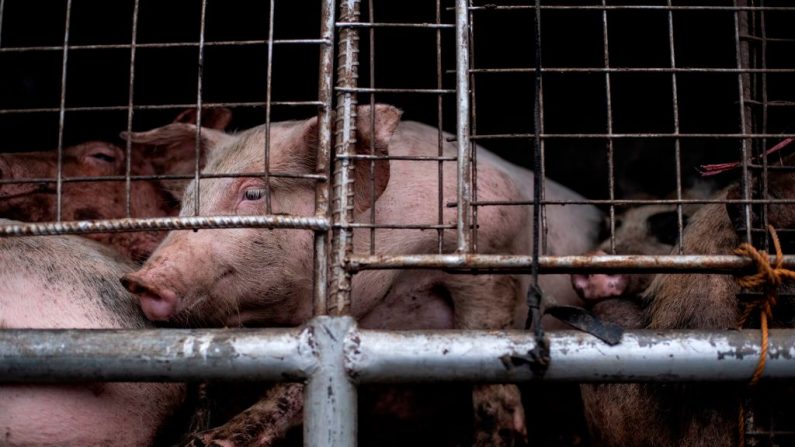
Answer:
2;1;795;445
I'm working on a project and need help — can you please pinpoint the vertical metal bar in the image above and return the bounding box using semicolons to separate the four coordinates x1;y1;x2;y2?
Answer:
192;0;208;217
313;0;336;317
263;0;276;215
468;2;479;253
535;4;548;255
758;1;770;251
435;0;445;254
304;316;357;447
55;0;73;222
455;0;472;254
666;0;685;254
330;0;360;315
734;0;753;244
367;0;376;256
124;0;140;219
601;0;616;254
0;0;6;48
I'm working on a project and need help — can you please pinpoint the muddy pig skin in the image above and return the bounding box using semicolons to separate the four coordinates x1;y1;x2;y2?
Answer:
0;108;231;263
583;165;795;446
122;104;603;446
0;222;185;447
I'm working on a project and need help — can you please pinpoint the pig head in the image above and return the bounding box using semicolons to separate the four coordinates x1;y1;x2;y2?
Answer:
122;105;400;326
0;108;231;262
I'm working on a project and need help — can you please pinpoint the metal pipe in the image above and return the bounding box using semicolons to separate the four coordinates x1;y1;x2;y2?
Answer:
2;321;795;383
0;328;314;382
304;316;357;447
350;329;795;383
313;0;336;317
455;0;472;253
345;254;795;273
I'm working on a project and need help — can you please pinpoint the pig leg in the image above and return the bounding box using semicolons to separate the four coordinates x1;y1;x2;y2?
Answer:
183;383;303;447
446;274;528;447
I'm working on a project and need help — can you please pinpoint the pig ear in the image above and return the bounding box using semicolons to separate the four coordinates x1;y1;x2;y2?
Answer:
122;123;232;201
173;107;233;130
121;123;231;174
353;104;402;213
299;104;401;214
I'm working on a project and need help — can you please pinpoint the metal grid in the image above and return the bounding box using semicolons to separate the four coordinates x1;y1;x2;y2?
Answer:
2;1;795;446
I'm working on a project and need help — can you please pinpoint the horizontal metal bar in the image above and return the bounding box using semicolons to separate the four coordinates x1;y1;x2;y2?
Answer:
447;198;795;207
0;101;324;115
335;87;455;94
0;39;331;53
0;170;326;186
336;21;454;29
2;322;795;383
467;5;795;12
468;67;795;74
0;328;314;382
351;329;795;382
341;223;455;230
470;132;795;140
0;215;329;237
345;254;795;274
336;154;456;161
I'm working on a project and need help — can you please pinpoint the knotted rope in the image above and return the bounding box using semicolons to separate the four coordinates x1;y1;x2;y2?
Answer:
734;225;795;447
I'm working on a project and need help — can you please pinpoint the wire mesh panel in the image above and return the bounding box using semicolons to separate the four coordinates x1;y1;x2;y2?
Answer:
3;0;795;446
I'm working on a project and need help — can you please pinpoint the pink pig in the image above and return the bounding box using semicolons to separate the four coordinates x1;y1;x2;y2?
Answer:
121;104;603;446
0;223;186;447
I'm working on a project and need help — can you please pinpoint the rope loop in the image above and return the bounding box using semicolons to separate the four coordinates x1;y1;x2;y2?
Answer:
734;225;795;385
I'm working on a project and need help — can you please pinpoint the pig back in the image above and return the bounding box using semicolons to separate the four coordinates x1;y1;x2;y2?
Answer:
0;224;185;447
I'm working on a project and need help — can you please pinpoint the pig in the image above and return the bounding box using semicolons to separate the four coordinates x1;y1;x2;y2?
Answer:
0;220;186;447
121;104;603;446
582;165;795;446
571;204;694;327
0;108;231;263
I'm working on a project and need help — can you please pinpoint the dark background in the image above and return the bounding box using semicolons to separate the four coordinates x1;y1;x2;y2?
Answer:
1;0;794;202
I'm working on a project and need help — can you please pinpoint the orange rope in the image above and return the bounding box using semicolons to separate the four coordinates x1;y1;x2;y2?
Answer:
734;224;795;384
734;225;795;446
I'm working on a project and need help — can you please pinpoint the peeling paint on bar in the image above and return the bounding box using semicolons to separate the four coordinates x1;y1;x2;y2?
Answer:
1;317;795;383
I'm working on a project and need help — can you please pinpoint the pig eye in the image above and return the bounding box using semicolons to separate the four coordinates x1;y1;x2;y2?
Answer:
90;152;116;163
243;188;267;201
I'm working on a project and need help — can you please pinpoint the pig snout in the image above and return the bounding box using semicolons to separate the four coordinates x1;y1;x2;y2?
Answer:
570;250;629;301
121;272;179;321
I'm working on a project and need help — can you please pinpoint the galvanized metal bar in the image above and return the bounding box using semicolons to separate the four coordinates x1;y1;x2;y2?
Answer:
350;329;795;382
304;316;357;447
192;0;209;217
601;0;617;253
735;0;753;243
0;39;333;53
263;0;277;215
466;5;795;11
3;323;795;383
455;0;473;253
345;253;795;273
436;0;445;254
55;0;72;222
666;0;685;254
0;328;314;382
0;215;329;237
313;0;336;317
124;0;140;218
330;0;360;315
0;0;5;48
0;101;325;114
